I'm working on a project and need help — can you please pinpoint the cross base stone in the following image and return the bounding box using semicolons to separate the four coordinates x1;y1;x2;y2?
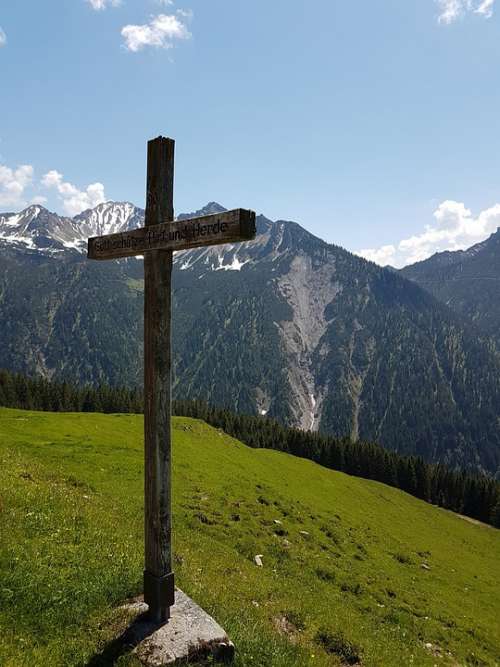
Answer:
123;589;234;666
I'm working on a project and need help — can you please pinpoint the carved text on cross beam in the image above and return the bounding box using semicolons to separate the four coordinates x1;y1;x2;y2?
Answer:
87;208;256;261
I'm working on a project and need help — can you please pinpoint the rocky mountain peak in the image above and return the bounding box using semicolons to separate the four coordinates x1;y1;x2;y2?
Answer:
22;204;45;219
74;201;143;238
177;201;227;220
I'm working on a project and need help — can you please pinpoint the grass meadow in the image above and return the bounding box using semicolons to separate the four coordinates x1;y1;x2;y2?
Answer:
0;407;499;666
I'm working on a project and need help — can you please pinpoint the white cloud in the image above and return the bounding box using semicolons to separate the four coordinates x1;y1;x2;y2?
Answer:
0;164;33;208
436;0;496;23
0;27;6;47
31;195;48;205
0;162;108;216
475;0;495;16
176;8;193;19
121;13;191;52
87;0;121;10
356;199;500;267
437;0;463;23
41;170;107;216
358;244;397;266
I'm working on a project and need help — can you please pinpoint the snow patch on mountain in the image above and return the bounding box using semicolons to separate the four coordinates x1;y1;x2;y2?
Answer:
173;216;290;276
214;253;250;271
0;203;291;278
74;201;142;237
0;202;144;254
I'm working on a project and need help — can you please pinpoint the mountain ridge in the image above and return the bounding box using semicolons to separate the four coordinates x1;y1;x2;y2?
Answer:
1;201;500;474
401;227;500;346
0;201;143;254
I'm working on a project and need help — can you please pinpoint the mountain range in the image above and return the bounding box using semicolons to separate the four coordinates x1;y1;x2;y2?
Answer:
400;230;500;346
1;201;499;476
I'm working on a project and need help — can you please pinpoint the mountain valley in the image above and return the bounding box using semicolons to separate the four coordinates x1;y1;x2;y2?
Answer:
1;202;499;474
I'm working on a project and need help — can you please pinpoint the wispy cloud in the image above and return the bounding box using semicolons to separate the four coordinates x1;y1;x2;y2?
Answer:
475;0;495;16
437;0;463;23
0;165;33;208
0;26;7;47
357;199;500;267
31;195;48;205
436;0;496;24
41;170;106;216
87;0;121;10
121;12;191;52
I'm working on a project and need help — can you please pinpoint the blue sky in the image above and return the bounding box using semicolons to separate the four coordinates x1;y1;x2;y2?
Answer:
1;0;499;266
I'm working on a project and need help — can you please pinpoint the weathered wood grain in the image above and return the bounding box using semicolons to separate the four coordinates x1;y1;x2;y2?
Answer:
143;136;175;623
87;208;256;260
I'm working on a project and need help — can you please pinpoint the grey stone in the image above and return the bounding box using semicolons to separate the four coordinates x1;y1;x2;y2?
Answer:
122;589;234;666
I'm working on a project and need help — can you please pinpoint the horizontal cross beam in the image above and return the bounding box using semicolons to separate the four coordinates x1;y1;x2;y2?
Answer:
87;208;256;261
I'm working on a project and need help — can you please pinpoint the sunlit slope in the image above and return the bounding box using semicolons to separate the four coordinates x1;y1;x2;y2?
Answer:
0;407;499;667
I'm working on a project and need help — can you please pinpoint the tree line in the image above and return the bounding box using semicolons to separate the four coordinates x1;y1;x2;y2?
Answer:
1;368;498;528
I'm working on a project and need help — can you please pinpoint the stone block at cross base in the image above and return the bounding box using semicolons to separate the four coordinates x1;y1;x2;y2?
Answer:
124;589;234;666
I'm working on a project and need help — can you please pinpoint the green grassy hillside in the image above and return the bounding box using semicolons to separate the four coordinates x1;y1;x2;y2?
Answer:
0;408;499;667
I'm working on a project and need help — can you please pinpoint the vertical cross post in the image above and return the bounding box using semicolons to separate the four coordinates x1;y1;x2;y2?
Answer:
143;136;175;624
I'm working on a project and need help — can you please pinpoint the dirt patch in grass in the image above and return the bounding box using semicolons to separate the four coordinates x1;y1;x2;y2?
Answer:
315;629;362;665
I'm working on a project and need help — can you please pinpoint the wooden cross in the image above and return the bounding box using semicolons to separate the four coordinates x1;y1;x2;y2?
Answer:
87;136;256;623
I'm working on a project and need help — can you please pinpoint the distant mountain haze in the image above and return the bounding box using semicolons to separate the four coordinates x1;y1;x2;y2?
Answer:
1;202;499;476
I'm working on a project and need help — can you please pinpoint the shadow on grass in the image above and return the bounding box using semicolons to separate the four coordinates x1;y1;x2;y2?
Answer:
86;610;160;666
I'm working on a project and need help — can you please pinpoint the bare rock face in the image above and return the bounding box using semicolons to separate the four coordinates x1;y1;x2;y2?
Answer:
124;590;234;666
276;251;341;431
